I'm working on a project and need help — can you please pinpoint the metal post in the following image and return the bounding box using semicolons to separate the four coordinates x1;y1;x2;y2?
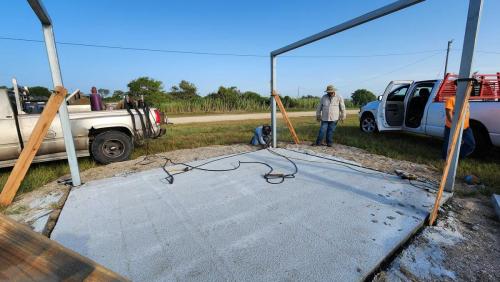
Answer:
27;0;81;186
444;0;483;192
271;56;277;148
444;39;453;78
42;25;81;186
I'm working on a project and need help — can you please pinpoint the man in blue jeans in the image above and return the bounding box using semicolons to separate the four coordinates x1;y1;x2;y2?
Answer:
314;85;346;147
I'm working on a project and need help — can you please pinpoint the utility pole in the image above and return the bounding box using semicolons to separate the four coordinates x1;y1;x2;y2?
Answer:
444;39;453;78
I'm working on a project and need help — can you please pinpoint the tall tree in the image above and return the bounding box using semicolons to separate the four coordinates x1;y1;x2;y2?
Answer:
112;90;125;99
28;86;51;98
170;80;198;99
351;89;376;106
97;88;110;97
127;76;166;105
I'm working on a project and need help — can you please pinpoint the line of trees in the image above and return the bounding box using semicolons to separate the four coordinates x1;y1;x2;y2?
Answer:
2;78;377;113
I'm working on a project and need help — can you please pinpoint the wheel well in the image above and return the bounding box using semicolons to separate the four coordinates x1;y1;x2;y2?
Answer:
89;127;132;139
469;119;492;145
361;111;375;120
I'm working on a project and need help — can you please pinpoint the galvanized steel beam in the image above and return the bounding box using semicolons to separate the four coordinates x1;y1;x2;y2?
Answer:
445;0;483;192
27;0;81;186
271;0;424;57
270;0;425;147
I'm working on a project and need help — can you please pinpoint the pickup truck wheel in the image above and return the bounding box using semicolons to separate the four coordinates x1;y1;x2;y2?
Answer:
360;114;378;133
91;131;133;164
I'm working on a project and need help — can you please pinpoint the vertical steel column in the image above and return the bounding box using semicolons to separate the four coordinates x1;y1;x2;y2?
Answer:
444;0;483;192
42;25;82;186
271;56;277;148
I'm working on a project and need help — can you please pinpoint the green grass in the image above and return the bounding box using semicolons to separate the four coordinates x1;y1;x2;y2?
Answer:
1;116;498;197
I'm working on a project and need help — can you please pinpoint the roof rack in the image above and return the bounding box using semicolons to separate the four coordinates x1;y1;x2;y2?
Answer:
435;72;500;102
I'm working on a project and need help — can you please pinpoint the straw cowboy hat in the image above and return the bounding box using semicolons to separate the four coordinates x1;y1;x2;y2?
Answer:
325;85;337;93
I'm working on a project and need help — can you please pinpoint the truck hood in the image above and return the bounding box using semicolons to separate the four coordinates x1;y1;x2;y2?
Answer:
362;100;380;111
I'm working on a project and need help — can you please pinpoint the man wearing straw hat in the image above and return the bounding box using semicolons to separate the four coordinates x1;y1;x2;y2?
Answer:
314;84;346;147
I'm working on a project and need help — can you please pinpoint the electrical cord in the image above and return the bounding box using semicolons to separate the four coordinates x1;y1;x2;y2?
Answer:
161;148;298;185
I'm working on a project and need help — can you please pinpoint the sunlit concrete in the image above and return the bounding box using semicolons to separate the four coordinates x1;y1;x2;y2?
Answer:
51;148;450;281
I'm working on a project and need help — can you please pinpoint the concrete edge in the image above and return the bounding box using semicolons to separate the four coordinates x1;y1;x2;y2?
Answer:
363;193;454;281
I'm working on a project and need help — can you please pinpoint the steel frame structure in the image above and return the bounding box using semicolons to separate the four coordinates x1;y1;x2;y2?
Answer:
269;0;483;192
27;0;81;186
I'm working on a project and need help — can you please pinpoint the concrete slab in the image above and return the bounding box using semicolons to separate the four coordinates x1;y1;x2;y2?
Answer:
51;149;450;281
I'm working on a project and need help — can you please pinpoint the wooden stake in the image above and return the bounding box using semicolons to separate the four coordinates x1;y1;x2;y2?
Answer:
272;91;300;144
0;86;67;206
428;82;473;225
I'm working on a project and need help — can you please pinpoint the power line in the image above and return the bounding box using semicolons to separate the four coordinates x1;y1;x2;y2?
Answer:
0;35;474;59
0;36;268;57
334;51;444;88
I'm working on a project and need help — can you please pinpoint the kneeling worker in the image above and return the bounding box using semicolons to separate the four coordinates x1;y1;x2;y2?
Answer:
251;125;272;147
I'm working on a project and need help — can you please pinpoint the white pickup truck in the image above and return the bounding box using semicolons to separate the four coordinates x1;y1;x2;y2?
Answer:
0;87;165;168
359;74;500;154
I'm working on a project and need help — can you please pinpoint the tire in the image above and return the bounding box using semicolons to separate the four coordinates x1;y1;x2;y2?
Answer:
91;131;133;164
360;113;378;133
470;122;492;157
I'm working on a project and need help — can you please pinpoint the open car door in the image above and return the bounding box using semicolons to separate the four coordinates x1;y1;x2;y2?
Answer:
377;80;413;131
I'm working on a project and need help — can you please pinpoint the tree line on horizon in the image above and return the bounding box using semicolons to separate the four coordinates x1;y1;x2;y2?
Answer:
0;77;377;114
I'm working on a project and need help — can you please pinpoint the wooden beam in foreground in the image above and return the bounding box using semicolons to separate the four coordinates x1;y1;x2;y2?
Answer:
0;214;128;281
0;86;67;206
272;91;300;144
429;82;473;225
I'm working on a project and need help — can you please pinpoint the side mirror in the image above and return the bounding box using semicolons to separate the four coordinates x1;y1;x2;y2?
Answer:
377;95;383;101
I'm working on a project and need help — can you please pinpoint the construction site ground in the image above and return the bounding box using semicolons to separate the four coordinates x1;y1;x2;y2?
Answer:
3;144;499;281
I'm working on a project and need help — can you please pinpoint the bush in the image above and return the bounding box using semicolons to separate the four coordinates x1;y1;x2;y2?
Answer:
351;89;376;106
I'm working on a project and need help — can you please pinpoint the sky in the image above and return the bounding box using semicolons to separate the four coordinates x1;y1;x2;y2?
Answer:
1;0;499;99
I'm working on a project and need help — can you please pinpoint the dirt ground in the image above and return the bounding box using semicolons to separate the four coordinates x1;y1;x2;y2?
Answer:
3;143;499;281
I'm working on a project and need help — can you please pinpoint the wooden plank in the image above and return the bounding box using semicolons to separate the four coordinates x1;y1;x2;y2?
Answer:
0;86;67;206
272;91;300;144
0;214;128;281
428;82;473;225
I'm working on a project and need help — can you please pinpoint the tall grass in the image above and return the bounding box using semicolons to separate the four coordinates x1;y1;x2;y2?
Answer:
159;98;270;114
158;96;355;114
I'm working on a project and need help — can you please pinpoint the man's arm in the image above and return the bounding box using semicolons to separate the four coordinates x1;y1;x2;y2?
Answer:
339;96;346;120
255;127;266;145
316;97;323;121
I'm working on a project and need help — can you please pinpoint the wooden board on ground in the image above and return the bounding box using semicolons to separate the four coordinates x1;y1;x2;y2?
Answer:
0;214;128;281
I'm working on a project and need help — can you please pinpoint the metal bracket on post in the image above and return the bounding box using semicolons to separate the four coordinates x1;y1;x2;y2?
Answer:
444;0;483;192
28;0;81;186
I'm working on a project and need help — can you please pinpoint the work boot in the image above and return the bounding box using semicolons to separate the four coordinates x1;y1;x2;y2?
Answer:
327;143;333;147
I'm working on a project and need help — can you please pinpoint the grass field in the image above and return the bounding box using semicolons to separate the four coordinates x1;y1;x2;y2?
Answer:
1;116;498;196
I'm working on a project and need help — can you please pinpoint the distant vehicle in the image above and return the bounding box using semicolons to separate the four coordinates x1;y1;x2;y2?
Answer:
359;73;500;154
0;84;165;167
